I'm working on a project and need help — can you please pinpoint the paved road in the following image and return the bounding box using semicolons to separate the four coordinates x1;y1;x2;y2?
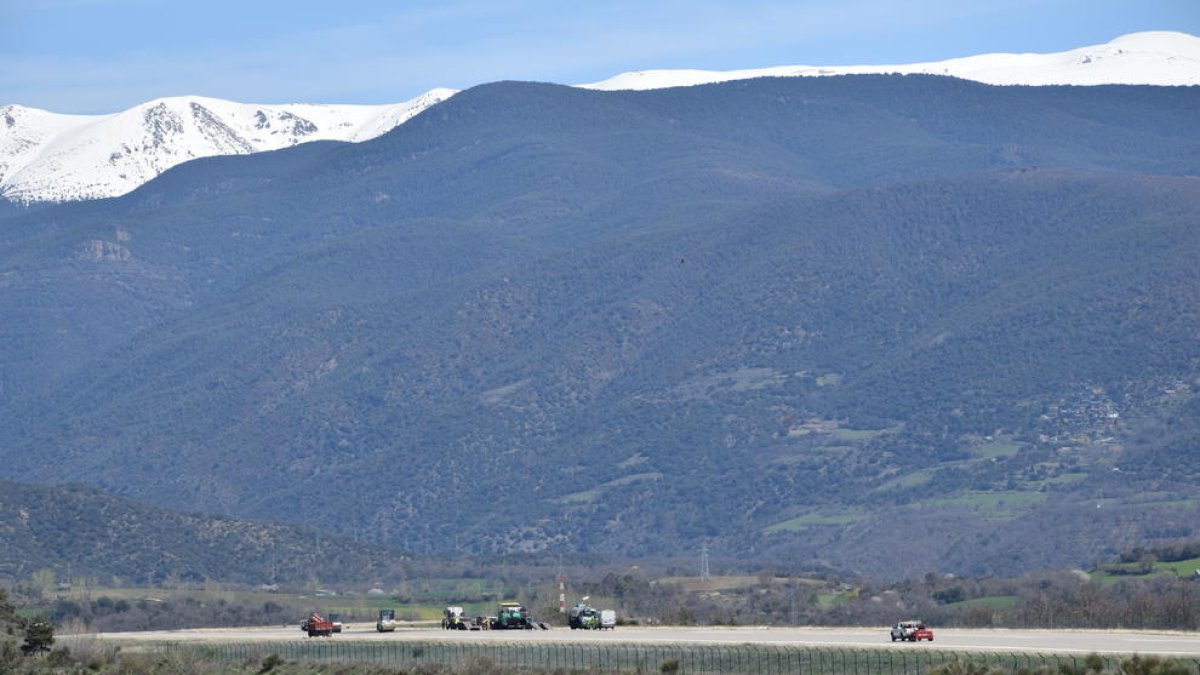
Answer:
85;625;1200;656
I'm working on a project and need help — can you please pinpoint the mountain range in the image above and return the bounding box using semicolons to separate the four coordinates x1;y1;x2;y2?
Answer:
0;89;455;204
1;73;1197;580
582;30;1200;90
2;31;1196;205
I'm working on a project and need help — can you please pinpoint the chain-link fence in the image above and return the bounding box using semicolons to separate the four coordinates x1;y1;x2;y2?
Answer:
148;640;1200;674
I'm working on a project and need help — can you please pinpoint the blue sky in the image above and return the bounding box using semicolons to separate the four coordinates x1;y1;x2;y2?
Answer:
2;0;1197;113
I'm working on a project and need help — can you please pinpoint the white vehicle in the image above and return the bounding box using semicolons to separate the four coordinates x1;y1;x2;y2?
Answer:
376;609;396;632
599;609;616;629
443;606;468;630
890;620;934;642
891;620;919;641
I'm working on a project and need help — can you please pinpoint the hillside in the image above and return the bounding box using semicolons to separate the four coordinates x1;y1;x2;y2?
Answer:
0;481;402;585
0;76;1198;579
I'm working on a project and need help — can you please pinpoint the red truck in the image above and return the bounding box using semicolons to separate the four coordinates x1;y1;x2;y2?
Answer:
912;625;935;642
302;612;335;637
890;620;934;642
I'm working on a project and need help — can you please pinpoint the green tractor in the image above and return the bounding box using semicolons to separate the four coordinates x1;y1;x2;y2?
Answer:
490;601;534;630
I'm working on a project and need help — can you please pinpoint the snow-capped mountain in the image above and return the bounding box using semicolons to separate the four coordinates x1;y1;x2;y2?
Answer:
1;89;455;204
3;32;1196;205
581;31;1200;90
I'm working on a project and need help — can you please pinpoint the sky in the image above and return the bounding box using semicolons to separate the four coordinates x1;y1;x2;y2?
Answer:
2;0;1197;114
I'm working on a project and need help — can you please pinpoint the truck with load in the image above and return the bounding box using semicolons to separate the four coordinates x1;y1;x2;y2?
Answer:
569;603;599;629
569;603;616;629
302;612;334;637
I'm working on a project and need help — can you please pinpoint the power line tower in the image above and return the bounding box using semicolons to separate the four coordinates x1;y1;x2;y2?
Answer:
700;544;711;582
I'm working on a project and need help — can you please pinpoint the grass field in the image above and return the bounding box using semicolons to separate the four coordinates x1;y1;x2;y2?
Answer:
873;468;934;491
53;579;520;622
1158;557;1200;577
764;510;867;533
657;575;824;593
923;491;1047;520
968;442;1022;460
1091;556;1200;584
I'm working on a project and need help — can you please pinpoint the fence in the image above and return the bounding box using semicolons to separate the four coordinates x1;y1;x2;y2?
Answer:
147;640;1200;675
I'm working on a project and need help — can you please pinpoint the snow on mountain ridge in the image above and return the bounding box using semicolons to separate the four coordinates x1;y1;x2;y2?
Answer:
1;90;456;204
3;32;1196;205
580;31;1200;90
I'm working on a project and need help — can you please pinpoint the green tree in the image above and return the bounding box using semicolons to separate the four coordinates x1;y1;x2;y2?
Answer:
30;568;55;600
0;589;19;669
21;616;54;655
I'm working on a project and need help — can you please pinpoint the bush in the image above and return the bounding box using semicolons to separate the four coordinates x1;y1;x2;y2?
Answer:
930;662;1007;675
1119;656;1193;675
258;652;284;673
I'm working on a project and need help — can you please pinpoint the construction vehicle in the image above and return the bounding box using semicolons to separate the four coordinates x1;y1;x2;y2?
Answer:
303;612;334;637
376;608;396;632
569;603;616;629
442;606;469;630
568;603;599;629
490;601;534;629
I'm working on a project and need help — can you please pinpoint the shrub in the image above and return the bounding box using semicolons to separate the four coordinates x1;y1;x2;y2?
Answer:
259;652;284;673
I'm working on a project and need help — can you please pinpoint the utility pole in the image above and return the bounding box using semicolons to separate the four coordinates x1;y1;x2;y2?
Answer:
700;544;711;582
557;554;566;613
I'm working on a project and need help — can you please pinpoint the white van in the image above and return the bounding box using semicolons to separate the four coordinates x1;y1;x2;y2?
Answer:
600;609;616;629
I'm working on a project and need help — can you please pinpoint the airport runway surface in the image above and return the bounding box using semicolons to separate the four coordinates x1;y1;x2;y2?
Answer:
86;624;1200;656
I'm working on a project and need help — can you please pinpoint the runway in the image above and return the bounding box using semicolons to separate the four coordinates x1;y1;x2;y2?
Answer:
84;624;1200;656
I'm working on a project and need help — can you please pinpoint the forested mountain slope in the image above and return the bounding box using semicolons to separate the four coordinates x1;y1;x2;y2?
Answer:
0;481;400;584
1;76;1197;578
